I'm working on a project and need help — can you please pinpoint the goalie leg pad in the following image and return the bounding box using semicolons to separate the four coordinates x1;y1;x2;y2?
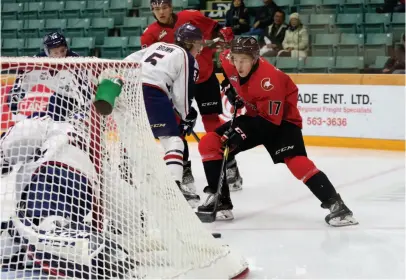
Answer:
159;136;184;182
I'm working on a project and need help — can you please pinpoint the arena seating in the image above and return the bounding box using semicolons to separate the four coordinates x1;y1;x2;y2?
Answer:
1;0;404;72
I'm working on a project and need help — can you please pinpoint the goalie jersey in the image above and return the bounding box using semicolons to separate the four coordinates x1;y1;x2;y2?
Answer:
124;42;199;119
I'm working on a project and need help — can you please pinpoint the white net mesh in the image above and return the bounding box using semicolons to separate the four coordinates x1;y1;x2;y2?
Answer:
0;57;248;279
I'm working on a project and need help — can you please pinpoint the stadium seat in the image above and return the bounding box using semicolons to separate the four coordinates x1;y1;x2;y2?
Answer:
244;0;264;8
187;0;200;8
277;0;295;14
60;1;86;19
120;17;147;37
342;0;364;13
21;19;45;38
369;55;389;69
39;1;65;19
331;56;364;73
65;18;90;38
2;38;24;56
2;20;24;39
298;0;322;14
275;57;303;73
365;0;385;12
364;33;393;65
320;0;343;14
88;17;115;45
20;2;44;20
84;0;109;18
43;19;67;34
127;36;142;54
389;13;405;42
1;3;24;20
22;38;43;56
336;33;364;56
308;14;335;35
302;56;335;72
108;0;133;25
299;14;310;25
332;13;362;33
263;56;277;65
70;37;95;56
363;13;390;34
100;36;128;58
311;33;340;56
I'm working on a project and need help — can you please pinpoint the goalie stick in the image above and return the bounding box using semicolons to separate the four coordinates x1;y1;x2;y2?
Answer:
196;107;238;223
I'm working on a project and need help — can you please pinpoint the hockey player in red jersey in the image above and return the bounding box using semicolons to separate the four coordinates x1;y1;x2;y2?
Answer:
141;0;243;193
197;37;358;227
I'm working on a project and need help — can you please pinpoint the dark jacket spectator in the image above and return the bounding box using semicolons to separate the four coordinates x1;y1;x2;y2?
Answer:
253;0;280;29
376;0;405;13
260;10;288;56
243;0;280;36
225;0;250;35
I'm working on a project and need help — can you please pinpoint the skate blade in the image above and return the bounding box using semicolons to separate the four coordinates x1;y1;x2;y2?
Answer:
328;215;359;227
183;182;196;193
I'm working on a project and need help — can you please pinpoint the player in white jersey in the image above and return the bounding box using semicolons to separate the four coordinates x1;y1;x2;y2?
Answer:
123;23;203;207
6;32;88;122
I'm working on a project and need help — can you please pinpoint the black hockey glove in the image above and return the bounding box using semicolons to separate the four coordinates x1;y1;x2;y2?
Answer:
224;85;244;109
180;107;198;136
220;125;247;148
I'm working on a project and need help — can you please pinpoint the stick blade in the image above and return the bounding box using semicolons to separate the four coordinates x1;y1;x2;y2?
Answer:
196;211;216;223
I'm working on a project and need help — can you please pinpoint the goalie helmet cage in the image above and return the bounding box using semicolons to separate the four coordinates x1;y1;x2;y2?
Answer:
0;57;249;279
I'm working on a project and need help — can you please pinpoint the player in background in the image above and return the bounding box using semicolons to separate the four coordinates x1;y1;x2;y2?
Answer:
196;37;358;226
142;0;244;192
123;23;202;207
6;31;86;123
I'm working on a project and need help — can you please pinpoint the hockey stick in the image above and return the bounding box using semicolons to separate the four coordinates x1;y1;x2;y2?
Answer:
190;130;200;143
196;108;238;223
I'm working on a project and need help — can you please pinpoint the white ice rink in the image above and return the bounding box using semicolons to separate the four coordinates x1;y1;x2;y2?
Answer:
1;144;405;279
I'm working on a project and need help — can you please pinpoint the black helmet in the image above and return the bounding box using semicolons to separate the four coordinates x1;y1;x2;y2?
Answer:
43;31;68;57
231;36;260;62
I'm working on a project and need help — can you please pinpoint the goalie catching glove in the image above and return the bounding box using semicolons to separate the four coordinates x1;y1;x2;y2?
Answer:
180;107;198;136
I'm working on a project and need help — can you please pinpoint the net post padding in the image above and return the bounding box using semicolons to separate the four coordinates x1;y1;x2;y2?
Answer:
0;57;248;279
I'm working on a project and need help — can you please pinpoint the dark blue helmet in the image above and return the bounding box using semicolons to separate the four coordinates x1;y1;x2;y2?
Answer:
43;31;68;56
175;23;203;48
150;0;171;9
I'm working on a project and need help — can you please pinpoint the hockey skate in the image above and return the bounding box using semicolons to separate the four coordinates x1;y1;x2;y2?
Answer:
197;187;234;221
322;194;358;227
176;181;200;208
182;160;196;193
226;159;243;192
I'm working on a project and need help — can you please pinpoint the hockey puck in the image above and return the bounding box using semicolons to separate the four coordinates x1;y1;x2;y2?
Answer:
212;233;221;238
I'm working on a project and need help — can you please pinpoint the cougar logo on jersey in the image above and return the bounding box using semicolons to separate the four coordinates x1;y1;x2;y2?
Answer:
229;75;238;82
158;30;167;40
261;78;274;91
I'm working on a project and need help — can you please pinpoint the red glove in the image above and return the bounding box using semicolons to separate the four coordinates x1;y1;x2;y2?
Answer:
219;27;234;43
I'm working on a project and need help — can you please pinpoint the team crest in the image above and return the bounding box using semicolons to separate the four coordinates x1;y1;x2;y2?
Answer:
229;75;238;82
158;30;167;40
261;78;274;91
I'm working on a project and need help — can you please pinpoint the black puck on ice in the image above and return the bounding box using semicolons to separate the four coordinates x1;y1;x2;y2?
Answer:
212;233;222;238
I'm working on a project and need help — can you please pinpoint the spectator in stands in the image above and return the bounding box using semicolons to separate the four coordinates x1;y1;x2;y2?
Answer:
260;10;288;56
279;12;309;58
225;0;250;35
376;0;405;13
383;33;405;74
243;0;280;36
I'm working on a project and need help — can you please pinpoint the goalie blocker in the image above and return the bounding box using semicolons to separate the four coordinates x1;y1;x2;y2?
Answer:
197;37;359;227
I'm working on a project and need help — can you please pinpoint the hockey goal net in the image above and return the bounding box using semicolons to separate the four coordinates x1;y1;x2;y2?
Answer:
0;57;248;279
